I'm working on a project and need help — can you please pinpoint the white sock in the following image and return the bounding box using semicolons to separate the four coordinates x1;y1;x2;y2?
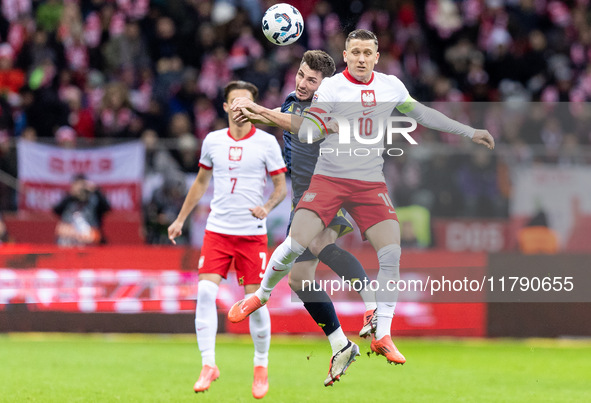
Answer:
361;292;377;312
246;292;271;367
327;327;348;355
195;280;219;367
255;236;306;302
375;244;401;340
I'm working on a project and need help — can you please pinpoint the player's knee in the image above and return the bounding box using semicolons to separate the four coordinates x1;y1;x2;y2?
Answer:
288;274;303;292
377;244;401;279
308;231;337;256
288;269;314;292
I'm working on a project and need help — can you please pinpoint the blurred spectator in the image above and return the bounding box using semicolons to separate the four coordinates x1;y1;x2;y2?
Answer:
17;81;69;137
194;95;218;140
61;85;94;139
0;43;25;97
53;174;111;246
141;128;177;175
21;126;37;141
457;149;505;217
17;28;65;70
179;23;219;68
305;1;340;50
95;82;137;138
0;129;17;210
228;25;263;73
149;16;181;62
102;19;151;75
170;133;200;173
197;46;231;98
36;0;64;32
422;154;463;217
55;125;77;148
84;69;106;112
0;95;14;131
168;67;198;116
144;172;187;245
167;111;192;138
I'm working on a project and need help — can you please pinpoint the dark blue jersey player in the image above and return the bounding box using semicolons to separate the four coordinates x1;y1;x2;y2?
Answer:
280;91;352;244
230;51;378;378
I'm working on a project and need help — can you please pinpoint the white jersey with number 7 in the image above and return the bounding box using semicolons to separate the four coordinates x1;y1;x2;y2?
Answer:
198;126;287;236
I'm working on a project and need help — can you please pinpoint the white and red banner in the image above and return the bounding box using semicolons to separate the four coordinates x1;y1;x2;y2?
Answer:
17;140;145;212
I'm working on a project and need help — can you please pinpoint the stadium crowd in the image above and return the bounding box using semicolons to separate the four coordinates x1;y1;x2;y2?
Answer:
1;0;590;235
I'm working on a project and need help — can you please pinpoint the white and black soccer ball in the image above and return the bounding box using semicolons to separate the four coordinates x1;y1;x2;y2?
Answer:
261;3;304;46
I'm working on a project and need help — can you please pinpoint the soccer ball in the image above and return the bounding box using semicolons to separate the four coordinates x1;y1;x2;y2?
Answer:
262;3;304;46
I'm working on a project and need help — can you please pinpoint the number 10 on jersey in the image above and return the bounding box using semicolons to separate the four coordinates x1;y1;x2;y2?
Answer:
358;117;373;137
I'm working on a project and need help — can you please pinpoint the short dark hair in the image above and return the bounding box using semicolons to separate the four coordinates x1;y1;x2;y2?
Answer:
346;29;379;49
301;50;336;78
224;80;259;101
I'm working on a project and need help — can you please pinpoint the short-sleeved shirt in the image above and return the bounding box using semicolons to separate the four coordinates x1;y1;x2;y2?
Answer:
199;125;287;236
309;68;410;183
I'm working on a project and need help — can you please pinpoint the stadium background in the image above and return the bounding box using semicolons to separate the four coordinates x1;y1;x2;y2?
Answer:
0;0;591;401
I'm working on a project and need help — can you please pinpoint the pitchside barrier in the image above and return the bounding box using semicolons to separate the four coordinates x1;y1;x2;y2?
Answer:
1;244;590;337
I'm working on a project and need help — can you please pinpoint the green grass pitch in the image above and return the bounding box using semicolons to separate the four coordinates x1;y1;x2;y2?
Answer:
1;333;590;402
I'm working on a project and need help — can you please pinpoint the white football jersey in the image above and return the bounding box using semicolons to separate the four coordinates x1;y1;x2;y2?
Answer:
199;126;287;235
309;68;410;183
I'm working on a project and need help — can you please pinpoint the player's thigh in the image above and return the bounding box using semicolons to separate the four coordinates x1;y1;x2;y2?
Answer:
289;259;320;291
292;175;344;246
290;208;326;248
199;230;234;279
244;283;260;295
234;234;268;286
198;273;223;285
308;227;339;257
364;219;401;251
345;182;399;241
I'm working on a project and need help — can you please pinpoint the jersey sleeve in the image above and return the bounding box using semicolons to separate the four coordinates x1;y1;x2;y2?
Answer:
198;135;213;170
389;75;411;109
308;78;335;115
264;135;288;176
298;78;335;142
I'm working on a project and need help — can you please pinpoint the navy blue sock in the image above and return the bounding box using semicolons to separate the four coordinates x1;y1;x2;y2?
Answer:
295;285;340;336
317;244;369;290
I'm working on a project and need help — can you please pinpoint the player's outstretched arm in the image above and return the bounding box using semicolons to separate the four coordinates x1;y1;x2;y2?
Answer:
249;173;287;220
403;101;495;150
235;107;275;126
168;168;213;244
471;129;495;150
231;97;303;133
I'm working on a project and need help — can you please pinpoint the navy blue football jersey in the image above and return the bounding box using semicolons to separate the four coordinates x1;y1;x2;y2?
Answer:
281;92;321;199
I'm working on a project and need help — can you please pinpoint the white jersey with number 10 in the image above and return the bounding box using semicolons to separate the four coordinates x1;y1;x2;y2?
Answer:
309;68;410;183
